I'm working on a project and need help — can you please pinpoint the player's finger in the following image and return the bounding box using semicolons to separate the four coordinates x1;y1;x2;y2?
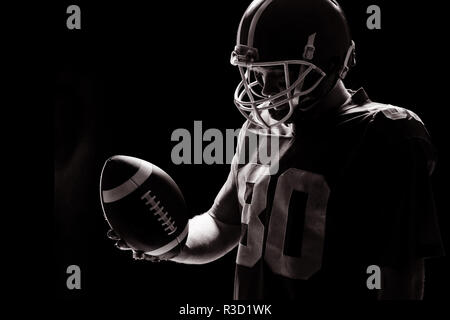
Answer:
143;255;162;262
132;251;145;260
115;240;131;250
107;229;121;241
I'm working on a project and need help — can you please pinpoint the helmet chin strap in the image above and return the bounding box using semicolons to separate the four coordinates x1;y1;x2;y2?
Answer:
284;33;318;114
294;33;317;100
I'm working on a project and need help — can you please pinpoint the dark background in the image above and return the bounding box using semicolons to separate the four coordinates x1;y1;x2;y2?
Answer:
53;0;449;306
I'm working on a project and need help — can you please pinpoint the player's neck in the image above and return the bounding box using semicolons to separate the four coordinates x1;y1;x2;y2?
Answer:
321;79;351;109
294;79;351;123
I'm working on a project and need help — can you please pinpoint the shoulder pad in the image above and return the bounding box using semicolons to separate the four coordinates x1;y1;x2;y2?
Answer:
368;103;437;174
369;103;430;143
377;104;423;123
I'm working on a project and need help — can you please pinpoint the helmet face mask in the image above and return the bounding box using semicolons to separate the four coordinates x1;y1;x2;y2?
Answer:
230;0;355;128
232;48;326;128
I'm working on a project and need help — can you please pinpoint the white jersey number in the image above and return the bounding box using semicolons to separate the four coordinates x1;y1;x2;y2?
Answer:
237;168;330;280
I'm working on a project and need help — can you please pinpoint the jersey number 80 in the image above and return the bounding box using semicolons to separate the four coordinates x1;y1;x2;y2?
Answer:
237;168;330;280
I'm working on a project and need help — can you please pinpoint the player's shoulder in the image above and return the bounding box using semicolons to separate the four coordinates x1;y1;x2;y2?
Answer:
368;103;430;146
339;88;431;144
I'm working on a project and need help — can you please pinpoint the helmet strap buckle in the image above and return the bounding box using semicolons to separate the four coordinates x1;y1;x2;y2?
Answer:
302;33;317;61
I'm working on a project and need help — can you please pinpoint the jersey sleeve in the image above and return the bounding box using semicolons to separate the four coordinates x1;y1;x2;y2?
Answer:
363;108;444;267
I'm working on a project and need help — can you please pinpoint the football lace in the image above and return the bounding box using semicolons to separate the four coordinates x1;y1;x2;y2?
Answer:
141;190;177;235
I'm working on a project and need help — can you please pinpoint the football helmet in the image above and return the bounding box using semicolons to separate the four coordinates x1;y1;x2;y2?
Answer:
231;0;356;128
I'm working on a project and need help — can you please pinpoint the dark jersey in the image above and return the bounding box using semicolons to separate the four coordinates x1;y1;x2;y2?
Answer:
210;88;444;300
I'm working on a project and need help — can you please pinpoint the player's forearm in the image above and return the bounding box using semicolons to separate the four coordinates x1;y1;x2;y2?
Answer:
170;212;241;264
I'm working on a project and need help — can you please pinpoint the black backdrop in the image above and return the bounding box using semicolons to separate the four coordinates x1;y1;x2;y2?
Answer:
54;0;449;307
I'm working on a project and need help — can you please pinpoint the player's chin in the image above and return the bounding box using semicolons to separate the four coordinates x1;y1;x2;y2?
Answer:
268;104;290;121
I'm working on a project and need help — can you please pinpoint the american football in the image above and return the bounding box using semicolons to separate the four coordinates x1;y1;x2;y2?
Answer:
99;155;189;258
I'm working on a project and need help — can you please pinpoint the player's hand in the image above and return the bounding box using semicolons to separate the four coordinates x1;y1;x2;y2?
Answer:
106;229;163;262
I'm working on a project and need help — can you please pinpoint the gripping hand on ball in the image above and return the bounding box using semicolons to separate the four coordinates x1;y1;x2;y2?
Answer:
106;229;163;262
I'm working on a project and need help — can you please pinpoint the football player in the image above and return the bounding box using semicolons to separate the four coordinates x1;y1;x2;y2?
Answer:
110;0;444;300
